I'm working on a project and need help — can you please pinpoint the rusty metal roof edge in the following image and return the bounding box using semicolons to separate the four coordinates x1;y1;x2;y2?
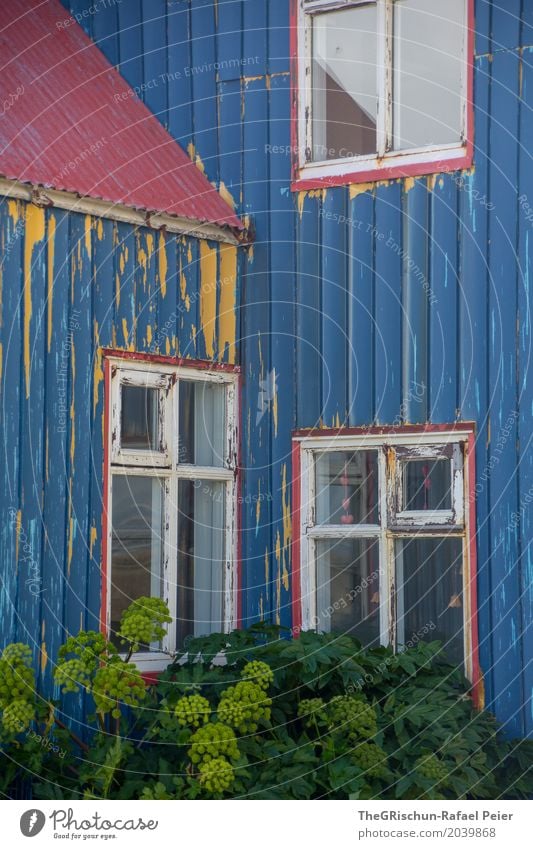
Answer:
0;177;252;246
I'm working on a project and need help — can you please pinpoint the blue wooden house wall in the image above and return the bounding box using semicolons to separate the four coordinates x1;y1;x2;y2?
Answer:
4;0;527;737
0;200;239;723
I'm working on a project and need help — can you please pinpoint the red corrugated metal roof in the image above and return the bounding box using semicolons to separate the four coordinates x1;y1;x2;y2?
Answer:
0;0;243;233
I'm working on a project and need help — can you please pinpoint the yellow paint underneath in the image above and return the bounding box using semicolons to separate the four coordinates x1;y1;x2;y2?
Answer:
349;182;375;201
40;640;48;675
93;330;104;415
7;198;20;227
297;189;322;219
219;180;236;211
218;244;237;362
200;241;217;359
84;214;92;258
23;204;45;398
158;230;168;299
47;214;56;353
187;141;206;174
96;218;104;241
89;526;98;558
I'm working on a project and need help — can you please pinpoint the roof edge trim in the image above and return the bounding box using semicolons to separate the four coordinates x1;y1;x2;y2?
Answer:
0;178;250;246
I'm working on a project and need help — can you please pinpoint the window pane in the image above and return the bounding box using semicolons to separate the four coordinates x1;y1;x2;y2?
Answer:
395;537;463;665
110;475;164;650
393;0;465;150
177;480;225;647
316;538;381;645
312;3;377;161
121;385;159;451
403;459;452;511
315;451;379;524
178;381;226;467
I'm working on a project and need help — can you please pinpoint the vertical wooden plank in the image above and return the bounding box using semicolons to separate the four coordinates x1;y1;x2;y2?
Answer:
348;188;374;425
117;0;144;92
243;0;267;75
402;180;429;423
269;73;295;627
17;203;46;663
141;0;168;123
0;198;24;646
167;0;194;147
491;0;521;51
475;0;491;56
486;50;522;736
198;240;219;361
321;188;348;426
156;230;178;357
113;222;136;351
216;0;243;81
268;0;291;74
135;228;157;353
87;217;116;634
218;243;238;364
218;79;243;211
40;210;70;693
241;76;271;624
177;236;199;358
521;3;533;47
428;174;459;423
374;182;402;424
296;192;321;428
92;0;119;67
64;214;93;646
190;0;219;182
459;55;492;714
517;47;533;736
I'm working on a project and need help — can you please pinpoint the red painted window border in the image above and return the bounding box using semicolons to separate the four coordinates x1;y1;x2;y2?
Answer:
99;349;243;681
289;0;475;191
290;423;482;707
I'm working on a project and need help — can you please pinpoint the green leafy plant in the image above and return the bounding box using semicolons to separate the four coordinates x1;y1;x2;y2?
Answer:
0;613;532;800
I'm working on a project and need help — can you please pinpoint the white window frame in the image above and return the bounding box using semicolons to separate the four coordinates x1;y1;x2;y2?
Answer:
296;0;470;183
106;358;239;671
295;428;474;679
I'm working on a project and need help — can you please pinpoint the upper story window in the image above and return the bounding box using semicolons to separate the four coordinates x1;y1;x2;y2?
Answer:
106;358;238;670
294;0;472;187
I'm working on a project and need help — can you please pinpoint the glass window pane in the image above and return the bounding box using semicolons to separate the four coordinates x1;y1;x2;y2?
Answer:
395;537;463;665
312;3;378;161
393;0;465;150
177;480;225;647
403;459;452;511
316;538;381;645
178;381;226;467
110;475;164;650
315;451;379;525
121;385;159;451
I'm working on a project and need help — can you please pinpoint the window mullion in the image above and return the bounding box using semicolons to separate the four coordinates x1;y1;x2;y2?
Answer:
163;474;177;655
379;0;393;155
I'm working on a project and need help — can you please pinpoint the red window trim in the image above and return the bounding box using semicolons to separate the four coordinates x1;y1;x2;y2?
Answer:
99;349;242;670
290;422;482;708
289;0;475;191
